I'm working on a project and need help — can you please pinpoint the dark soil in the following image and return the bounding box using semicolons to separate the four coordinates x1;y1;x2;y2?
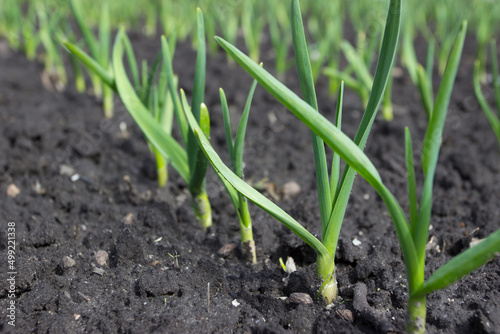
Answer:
1;29;500;334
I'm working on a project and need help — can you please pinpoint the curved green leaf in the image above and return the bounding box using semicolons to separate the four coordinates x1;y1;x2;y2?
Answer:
421;21;467;175
341;41;373;89
161;36;188;145
473;60;500;148
405;128;418;231
291;0;331;234
413;228;500;297
219;88;234;166
187;7;207;170
69;0;98;58
196;127;330;259
62;41;115;90
215;36;382;186
416;21;467;264
416;64;434;119
234;78;258;179
112;30;189;182
187;8;208;197
491;40;500;113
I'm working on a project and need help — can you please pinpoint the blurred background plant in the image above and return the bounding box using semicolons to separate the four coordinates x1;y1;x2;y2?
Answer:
2;0;498;97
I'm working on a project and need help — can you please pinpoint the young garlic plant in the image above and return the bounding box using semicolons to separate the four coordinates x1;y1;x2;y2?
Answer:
185;0;401;303
217;79;259;264
64;8;213;229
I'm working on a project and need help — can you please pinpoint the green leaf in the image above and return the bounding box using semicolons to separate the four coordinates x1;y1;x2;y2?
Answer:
402;27;418;83
340;40;373;89
416;21;467;263
405;128;418;231
473;60;500;148
234;78;258;179
413;228;500;297
219;88;235;166
330;82;344;203
184;101;330;259
69;0;98;58
180;92;209;196
215;36;382;186
62;41;116;90
416;64;434;119
323;68;367;101
187;7;207;172
142;51;162;106
490;40;500;114
292;0;331;234
98;0;110;67
199;103;210;139
112;29;189;182
425;39;435;81
161;36;188;146
122;32;140;90
422;21;468;175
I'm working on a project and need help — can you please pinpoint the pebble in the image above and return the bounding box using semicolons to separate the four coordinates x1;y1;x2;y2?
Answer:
62;256;76;268
282;181;301;199
336;309;354;323
217;243;236;257
122;213;134;225
95;250;108;266
59;165;75;176
32;181;46;195
284;257;296;274
289;292;313;305
92;267;105;276
392;66;404;78
6;184;20;198
352;238;362;247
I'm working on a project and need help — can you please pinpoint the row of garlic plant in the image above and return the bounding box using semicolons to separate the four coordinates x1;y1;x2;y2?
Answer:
2;0;499;119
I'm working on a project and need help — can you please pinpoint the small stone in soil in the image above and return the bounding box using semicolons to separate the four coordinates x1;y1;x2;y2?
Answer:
217;243;237;257
392;66;404;78
92;267;105;276
282;181;301;199
336;309;354;323
122;213;134;225
285;256;297;274
6;184;20;197
59;164;75;176
289;292;313;305
32;180;46;195
62;256;76;268
95;250;108;266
